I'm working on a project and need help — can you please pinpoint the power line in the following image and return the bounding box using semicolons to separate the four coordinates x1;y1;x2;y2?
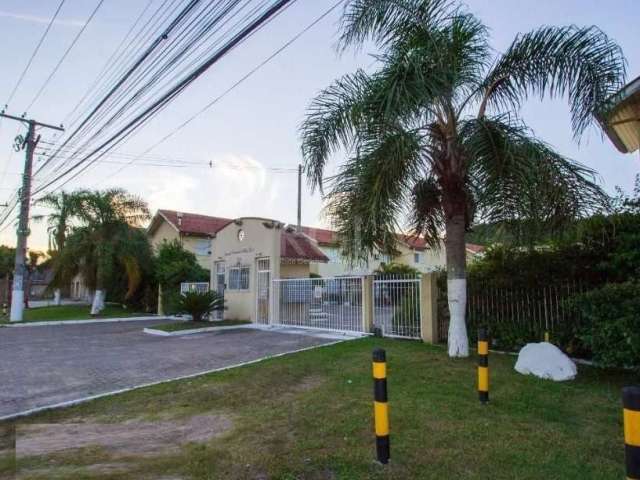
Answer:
3;0;67;110
32;0;298;197
24;0;106;113
99;0;345;184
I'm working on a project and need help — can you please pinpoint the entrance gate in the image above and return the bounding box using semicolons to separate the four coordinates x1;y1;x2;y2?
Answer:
373;275;421;339
256;258;271;324
272;277;363;332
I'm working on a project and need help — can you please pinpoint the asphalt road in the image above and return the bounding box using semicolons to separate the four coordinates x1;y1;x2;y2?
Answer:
0;320;337;419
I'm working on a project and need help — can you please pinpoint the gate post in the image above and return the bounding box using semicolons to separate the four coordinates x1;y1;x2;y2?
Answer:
420;273;439;344
362;275;374;333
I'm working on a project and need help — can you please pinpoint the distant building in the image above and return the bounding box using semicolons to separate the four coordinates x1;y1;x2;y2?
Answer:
147;209;233;269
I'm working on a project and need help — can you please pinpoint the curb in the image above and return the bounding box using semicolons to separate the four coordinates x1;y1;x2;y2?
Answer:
3;316;181;328
143;323;254;336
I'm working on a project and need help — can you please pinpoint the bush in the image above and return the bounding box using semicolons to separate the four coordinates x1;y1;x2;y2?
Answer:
571;282;640;368
177;291;225;322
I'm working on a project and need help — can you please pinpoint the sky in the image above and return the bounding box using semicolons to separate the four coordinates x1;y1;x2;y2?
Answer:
0;0;638;252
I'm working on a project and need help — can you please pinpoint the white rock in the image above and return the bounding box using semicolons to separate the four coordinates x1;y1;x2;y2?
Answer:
514;342;577;382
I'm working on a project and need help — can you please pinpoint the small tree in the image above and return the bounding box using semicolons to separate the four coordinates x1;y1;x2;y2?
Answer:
177;291;224;322
155;240;209;314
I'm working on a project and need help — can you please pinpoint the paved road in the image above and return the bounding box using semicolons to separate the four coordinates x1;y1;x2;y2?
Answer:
0;321;338;419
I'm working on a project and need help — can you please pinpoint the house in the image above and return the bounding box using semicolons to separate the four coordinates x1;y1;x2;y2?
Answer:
210;218;328;322
147;210;232;269
598;74;640;154
301;227;483;275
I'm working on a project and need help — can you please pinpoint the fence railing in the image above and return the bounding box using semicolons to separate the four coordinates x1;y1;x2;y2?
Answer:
180;282;210;295
373;274;421;339
437;281;587;344
272;276;363;332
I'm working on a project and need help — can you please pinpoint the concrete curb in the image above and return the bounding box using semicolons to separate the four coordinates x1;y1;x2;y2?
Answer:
3;316;182;328
143;323;254;336
0;338;351;422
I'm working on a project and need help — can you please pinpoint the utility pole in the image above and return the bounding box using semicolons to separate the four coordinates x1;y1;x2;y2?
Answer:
0;111;64;322
297;163;302;231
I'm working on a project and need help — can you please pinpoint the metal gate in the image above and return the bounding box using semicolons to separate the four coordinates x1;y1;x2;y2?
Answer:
272;276;363;332
373;275;421;339
256;258;271;324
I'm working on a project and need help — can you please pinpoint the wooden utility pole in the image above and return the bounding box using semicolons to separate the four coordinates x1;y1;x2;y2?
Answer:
0;111;64;322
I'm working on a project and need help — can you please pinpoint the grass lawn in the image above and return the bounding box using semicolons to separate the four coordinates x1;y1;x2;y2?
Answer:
0;337;635;479
149;319;251;332
0;304;147;324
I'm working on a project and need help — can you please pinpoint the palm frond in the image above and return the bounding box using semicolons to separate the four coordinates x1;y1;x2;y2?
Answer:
324;125;424;262
481;25;626;138
300;69;376;192
409;175;444;246
338;0;454;53
462;115;609;234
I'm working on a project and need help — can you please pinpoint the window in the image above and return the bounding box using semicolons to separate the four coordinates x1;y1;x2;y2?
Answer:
414;252;421;264
322;247;341;264
194;239;211;256
228;266;250;290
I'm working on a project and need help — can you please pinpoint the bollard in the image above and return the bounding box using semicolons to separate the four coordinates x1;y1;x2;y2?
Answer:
372;348;390;464
624;386;640;480
477;327;489;405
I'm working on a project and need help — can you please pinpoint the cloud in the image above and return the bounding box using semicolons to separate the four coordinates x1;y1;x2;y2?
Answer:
109;153;283;221
0;11;86;28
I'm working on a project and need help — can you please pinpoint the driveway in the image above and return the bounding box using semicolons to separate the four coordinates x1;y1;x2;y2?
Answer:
0;320;342;419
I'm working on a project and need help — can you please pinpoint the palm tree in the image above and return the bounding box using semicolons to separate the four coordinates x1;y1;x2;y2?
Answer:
300;0;626;357
33;191;84;305
54;188;151;315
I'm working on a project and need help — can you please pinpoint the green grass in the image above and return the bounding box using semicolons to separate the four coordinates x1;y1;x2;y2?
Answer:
2;338;636;479
0;304;147;324
149;319;251;332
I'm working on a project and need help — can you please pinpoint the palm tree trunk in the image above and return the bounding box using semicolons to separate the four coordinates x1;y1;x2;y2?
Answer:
91;262;106;315
444;212;469;357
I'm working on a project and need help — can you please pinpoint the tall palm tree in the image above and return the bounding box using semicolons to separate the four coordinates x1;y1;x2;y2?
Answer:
55;188;150;315
300;0;626;357
33;191;85;304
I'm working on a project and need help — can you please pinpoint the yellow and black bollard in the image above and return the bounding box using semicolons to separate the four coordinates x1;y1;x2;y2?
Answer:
372;348;390;464
477;327;489;404
624;386;640;480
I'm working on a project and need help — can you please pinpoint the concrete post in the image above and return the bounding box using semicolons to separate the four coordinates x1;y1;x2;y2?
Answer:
362;275;374;333
420;273;439;344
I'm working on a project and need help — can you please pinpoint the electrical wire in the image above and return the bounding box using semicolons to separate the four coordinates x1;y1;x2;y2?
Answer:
24;0;106;113
32;0;297;197
3;0;67;110
99;0;346;184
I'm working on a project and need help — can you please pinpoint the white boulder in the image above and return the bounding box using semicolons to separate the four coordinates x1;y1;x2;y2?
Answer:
514;342;577;382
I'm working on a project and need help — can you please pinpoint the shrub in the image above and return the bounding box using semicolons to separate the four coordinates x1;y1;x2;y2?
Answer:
177;291;224;322
571;282;640;368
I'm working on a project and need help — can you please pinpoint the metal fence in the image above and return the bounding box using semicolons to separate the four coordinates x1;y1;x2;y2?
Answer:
180;282;210;295
373;274;421;339
272;276;363;332
437;280;586;343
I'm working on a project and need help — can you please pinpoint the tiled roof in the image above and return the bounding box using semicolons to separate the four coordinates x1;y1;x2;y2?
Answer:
466;243;485;255
158;210;232;236
299;226;338;246
397;234;428;250
281;229;329;262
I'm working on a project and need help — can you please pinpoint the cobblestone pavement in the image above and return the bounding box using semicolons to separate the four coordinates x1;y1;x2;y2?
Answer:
0;321;337;418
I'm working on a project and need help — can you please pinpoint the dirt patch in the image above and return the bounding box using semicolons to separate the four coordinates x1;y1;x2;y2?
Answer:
16;414;233;458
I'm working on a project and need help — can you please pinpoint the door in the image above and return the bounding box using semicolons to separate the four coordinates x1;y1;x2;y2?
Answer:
215;262;225;320
256;258;270;324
